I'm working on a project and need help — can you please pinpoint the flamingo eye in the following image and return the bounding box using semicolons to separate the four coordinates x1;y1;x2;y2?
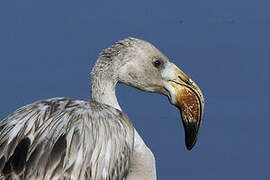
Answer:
153;59;162;68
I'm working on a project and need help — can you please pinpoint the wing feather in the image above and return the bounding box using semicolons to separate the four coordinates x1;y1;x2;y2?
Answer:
0;98;134;180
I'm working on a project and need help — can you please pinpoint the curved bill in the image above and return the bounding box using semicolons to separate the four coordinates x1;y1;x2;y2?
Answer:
163;63;205;150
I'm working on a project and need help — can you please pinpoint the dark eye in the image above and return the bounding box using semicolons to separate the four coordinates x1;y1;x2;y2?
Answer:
153;59;162;68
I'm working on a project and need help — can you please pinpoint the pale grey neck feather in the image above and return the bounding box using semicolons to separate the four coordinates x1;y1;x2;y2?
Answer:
91;38;142;110
91;38;157;180
91;73;121;110
91;72;157;180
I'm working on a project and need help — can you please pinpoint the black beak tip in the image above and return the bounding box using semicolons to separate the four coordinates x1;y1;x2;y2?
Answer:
185;140;196;151
184;123;199;151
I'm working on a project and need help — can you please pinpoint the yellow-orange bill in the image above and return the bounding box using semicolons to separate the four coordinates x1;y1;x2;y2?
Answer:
170;77;204;150
161;62;204;150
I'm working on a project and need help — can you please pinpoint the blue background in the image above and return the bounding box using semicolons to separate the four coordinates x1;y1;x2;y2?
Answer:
0;0;269;179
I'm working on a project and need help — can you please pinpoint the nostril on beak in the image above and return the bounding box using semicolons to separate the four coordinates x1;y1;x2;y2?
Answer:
178;75;193;86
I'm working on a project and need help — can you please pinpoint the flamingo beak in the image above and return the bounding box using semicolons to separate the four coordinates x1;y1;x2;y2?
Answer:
163;63;205;150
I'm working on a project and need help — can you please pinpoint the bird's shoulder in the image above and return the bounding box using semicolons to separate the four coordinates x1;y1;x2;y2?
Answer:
0;97;134;179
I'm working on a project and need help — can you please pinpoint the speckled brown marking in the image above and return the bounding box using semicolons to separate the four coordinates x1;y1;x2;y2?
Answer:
175;87;200;122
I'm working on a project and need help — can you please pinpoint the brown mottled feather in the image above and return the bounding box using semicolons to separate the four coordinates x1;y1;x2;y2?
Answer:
0;98;134;180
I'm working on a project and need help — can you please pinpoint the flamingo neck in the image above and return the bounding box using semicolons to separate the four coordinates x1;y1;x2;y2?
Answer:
91;64;157;180
91;74;121;111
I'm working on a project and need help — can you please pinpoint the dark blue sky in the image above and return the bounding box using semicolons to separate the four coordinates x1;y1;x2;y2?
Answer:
0;0;269;179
